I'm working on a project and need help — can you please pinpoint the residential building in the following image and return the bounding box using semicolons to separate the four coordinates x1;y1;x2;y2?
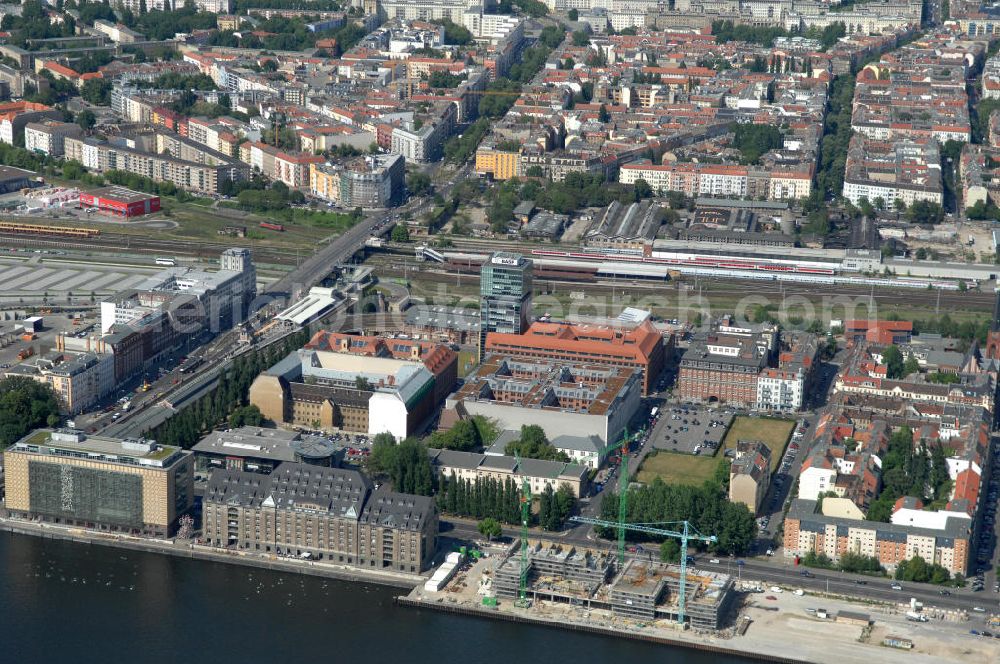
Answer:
3;428;194;537
842;135;943;208
729;440;772;516
24;120;81;157
784;499;971;575
475;145;520;180
0;101;60;145
844;319;913;346
479;252;533;358
4;350;114;415
309;153;405;208
202;463;438;573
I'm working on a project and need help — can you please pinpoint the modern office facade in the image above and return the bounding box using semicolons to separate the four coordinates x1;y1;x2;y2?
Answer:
479;252;532;358
3;429;193;537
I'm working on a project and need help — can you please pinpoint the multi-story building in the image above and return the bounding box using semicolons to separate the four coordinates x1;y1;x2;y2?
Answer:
475;145;520;180
249;332;457;440
63;134;249;194
755;332;819;412
678;318;777;406
0;101;61;145
729;440;772;516
784;499;971;576
479;252;533;358
100;249;256;337
202;463;438;573
191;426;344;477
447;356;643;464
842;135;943;208
427;448;590;498
4;350;114;415
309;153;405;208
24;120;81;157
485;317;668;395
3;428;194;537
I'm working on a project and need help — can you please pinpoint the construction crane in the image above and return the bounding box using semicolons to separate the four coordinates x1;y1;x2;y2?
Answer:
594;426;643;567
514;452;532;608
569;517;716;626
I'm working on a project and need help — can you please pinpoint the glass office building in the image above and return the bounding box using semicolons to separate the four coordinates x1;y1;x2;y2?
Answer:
479;252;532;357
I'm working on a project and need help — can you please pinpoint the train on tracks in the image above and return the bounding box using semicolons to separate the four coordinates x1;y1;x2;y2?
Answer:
0;221;100;239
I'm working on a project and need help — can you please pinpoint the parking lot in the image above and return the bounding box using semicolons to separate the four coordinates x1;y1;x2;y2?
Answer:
649;405;733;455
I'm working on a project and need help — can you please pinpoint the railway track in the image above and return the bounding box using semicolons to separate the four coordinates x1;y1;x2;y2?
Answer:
374;263;996;313
0;231;303;265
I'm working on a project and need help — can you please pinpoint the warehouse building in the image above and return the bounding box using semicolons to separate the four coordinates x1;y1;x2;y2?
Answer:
3;428;193;537
202;463;438;573
79;186;160;218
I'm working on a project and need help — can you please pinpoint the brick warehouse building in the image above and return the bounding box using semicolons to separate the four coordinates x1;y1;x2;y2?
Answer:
484;318;669;395
80;186;160;218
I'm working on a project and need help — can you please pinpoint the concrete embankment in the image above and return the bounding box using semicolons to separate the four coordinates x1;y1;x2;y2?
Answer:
0;519;419;590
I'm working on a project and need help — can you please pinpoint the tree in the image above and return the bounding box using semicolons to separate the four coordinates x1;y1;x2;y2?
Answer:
81;78;112;106
882;345;904;379
76;110;96;131
504;424;569;462
478;517;503;541
568;8;578;20
571;30;590;46
660;538;680;563
0;376;62;446
903;353;920;377
390;224;410;243
915;247;927;260
598;104;610;123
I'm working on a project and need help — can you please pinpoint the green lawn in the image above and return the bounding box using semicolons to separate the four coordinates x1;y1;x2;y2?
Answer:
636;450;719;487
458;350;478;377
722;415;795;472
636;415;795;486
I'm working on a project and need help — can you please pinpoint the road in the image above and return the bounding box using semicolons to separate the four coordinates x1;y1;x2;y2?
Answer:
265;214;389;300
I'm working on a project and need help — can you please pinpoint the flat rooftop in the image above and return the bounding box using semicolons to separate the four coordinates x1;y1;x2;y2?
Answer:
11;428;185;468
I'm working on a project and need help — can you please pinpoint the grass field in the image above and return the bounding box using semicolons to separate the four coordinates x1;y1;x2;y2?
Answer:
722;416;795;472
636;415;795;486
635;451;721;487
458;350;477;377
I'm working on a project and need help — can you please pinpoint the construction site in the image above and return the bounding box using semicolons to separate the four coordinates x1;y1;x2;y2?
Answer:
491;541;736;630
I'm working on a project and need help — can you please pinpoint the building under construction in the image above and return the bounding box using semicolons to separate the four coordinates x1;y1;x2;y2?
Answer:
493;542;736;630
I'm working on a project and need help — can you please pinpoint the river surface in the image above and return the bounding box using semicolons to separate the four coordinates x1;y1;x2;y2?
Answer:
1;532;756;663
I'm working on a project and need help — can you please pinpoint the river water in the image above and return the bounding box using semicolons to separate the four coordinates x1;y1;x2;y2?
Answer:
2;532;755;663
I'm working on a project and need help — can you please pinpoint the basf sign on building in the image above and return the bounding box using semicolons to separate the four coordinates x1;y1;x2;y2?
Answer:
79;186;160;218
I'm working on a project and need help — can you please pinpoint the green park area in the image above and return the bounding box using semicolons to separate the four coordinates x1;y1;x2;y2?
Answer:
636;415;794;486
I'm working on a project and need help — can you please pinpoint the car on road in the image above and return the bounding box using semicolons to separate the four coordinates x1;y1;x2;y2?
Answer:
973;606;987;612
938;589;951;596
890;583;902;590
800;570;814;578
709;558;720;564
855;580;867;585
765;595;777;601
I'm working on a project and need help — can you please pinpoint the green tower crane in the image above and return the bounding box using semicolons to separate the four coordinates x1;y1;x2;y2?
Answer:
569;517;716;626
594;426;643;568
514;452;532;608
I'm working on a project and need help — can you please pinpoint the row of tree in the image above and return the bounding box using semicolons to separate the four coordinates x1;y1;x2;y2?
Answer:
367;434;436;496
437;471;577;531
801;551;885;575
146;329;310;447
